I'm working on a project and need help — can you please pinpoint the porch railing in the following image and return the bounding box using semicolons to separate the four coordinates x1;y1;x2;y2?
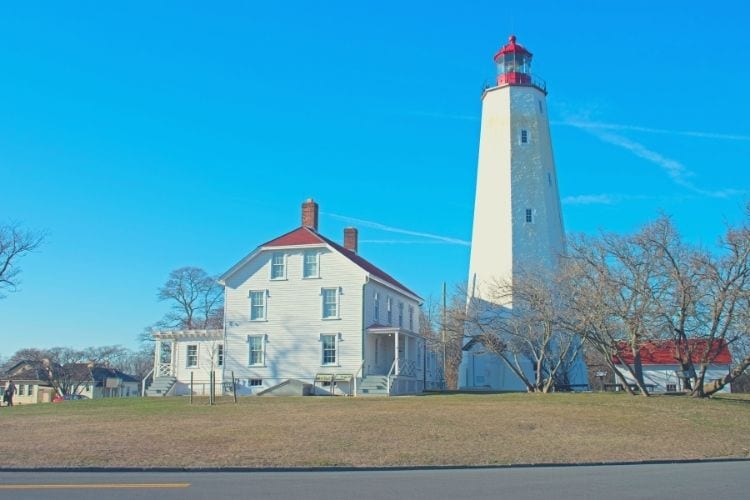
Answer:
354;360;364;397
386;359;397;396
398;359;417;377
157;362;172;377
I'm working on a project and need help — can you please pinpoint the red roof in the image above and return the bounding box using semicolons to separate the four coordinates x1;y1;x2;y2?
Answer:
494;34;532;61
613;340;732;366
262;226;420;299
261;226;325;247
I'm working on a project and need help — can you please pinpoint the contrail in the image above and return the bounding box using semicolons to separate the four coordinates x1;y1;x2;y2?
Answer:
554;119;750;141
324;213;471;246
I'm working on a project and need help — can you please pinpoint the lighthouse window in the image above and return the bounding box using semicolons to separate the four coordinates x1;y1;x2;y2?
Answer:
520;129;528;144
548;172;552;186
525;209;533;223
538;101;543;114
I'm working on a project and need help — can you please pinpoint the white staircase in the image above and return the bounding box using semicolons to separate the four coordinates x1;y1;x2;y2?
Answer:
145;376;177;397
357;375;389;396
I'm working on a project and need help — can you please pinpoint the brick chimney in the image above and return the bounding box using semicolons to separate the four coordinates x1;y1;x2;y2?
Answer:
344;227;358;253
301;198;319;231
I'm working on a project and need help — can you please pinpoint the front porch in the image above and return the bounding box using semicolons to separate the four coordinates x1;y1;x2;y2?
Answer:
363;324;425;395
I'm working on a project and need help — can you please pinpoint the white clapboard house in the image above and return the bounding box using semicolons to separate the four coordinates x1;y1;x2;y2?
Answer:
149;199;441;396
612;340;732;393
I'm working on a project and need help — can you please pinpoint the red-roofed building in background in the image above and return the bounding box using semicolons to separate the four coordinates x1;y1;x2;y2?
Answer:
150;199;442;397
612;340;732;393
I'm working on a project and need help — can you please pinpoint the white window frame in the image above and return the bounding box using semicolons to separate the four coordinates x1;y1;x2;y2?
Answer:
186;344;198;368
320;333;338;366
217;344;224;366
249;378;263;387
303;251;320;279
398;302;404;327
248;335;265;367
321;287;340;320
373;292;380;322
409;305;414;331
387;297;393;325
270;252;286;280
249;290;267;321
520;129;529;144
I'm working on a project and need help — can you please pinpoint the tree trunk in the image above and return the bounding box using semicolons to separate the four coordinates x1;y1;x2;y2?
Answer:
698;354;750;397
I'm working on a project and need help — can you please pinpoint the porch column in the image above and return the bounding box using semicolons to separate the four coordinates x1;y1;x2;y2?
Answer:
394;331;399;376
170;340;176;376
154;340;161;376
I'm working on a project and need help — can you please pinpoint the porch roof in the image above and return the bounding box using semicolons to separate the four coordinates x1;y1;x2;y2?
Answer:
152;329;223;340
365;323;418;337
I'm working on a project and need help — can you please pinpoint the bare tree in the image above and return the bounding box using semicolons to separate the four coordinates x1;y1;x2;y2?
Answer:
565;228;665;396
464;270;584;393
689;212;750;396
0;224;44;298
565;205;750;397
420;291;465;390
155;266;224;330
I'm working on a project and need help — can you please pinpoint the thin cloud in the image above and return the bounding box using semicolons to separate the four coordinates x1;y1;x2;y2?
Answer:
325;213;470;247
566;123;745;199
562;194;617;206
360;239;460;245
555;119;750;142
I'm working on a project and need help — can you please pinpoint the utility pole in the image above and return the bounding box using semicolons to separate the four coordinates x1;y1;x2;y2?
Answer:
442;281;447;390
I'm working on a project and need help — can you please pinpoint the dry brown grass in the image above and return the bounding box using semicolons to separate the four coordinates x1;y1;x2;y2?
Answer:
2;393;749;467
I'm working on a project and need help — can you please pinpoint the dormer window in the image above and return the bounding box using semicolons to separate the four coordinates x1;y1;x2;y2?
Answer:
271;252;286;279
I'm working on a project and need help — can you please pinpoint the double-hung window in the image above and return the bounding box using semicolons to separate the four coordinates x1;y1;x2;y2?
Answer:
409;305;414;331
270;252;285;279
217;344;224;366
248;335;265;366
398;302;404;327
250;290;266;320
321;334;337;365
373;292;380;322
186;345;198;367
520;129;529;144
525;208;534;223
387;297;393;325
322;288;339;319
303;251;319;278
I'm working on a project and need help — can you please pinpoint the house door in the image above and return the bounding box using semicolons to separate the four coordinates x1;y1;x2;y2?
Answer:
374;337;395;374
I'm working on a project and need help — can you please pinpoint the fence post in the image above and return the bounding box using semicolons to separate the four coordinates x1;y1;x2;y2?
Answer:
232;371;237;404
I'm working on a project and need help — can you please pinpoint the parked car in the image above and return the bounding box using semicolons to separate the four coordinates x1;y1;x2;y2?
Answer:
52;394;89;403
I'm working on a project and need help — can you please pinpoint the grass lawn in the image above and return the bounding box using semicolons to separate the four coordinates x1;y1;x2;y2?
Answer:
1;393;749;468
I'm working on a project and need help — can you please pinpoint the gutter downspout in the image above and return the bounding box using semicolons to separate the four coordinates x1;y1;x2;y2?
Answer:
359;277;368;396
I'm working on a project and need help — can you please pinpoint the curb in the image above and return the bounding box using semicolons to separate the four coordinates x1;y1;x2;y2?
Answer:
1;457;749;473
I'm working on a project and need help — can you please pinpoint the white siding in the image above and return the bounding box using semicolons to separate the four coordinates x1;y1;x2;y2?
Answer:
167;336;224;395
223;246;368;393
615;364;732;393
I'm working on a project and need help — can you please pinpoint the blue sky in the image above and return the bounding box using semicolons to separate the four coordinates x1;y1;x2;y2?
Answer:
2;1;749;356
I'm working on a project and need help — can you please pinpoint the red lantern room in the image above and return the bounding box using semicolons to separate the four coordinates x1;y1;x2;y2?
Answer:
493;35;545;92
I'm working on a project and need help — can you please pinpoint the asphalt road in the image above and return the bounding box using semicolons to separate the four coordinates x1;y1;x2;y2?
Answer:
0;461;748;499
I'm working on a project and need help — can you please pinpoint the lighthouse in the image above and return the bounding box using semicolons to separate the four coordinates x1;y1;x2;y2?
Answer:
460;36;576;390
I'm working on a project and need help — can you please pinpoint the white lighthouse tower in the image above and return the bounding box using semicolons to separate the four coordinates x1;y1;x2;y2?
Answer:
460;36;576;390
